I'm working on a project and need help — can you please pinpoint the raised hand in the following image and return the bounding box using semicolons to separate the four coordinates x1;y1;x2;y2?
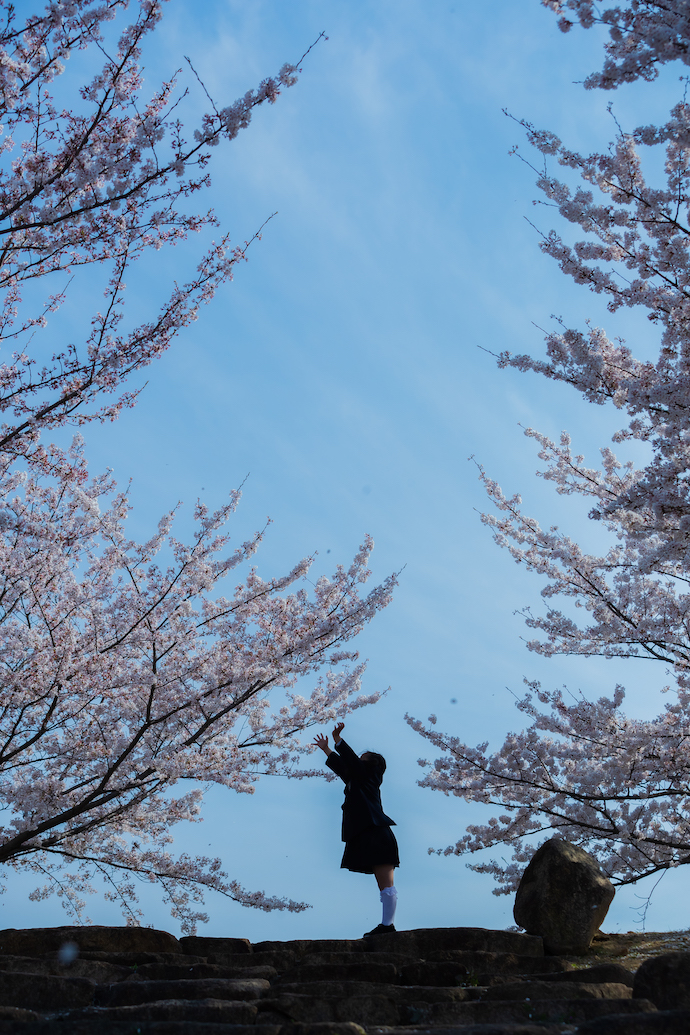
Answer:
333;722;345;743
313;733;331;755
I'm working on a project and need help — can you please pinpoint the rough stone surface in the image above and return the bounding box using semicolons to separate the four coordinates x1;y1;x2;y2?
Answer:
535;961;634;986
0;1006;40;1021
75;950;203;967
124;961;277;982
259;993;402;1026
0;970;95;1010
368;1028;567;1035
295;951;410;968
401;961;469;986
634;952;690;1009
0;954;128;983
0;1023;281;1035
513;839;615;955
389;998;656;1027
482;979;633;1001
180;936;251;956
77;997;259;1023
424;950;570;975
208;951;298;971
255;940;369;957
0;921;668;1033
0;925;181;957
263;981;469;1003
96;976;269;1008
280;1027;366;1035
367;927;544;957
276;962;398;985
576;1010;690;1034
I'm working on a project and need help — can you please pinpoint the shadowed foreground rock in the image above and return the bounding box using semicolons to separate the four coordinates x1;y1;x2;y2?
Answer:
0;922;664;1034
577;1010;690;1034
513;839;615;955
634;952;690;1009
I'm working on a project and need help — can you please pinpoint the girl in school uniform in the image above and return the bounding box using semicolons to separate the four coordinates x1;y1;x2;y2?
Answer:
314;722;399;936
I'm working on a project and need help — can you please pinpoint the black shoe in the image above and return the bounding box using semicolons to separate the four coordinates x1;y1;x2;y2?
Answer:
363;923;396;937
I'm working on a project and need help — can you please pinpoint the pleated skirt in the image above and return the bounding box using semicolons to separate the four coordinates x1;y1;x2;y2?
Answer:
341;825;400;873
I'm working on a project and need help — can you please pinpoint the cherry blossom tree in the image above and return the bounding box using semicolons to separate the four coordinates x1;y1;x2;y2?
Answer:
409;0;690;896
0;439;395;930
0;2;395;929
0;0;314;462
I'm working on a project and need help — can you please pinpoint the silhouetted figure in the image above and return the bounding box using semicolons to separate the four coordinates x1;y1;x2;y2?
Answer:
314;722;399;936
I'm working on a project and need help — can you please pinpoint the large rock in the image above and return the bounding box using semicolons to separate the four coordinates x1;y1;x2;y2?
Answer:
0;925;181;957
634;952;690;1008
513;839;615;954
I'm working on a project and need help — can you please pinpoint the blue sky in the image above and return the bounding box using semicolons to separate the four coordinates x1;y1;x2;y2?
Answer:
3;0;688;938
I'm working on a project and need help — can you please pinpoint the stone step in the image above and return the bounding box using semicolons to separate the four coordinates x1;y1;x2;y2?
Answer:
0;1021;284;1035
123;961;278;982
70;950;207;967
254;928;544;960
399;957;569;987
0;955;129;983
254;939;372;956
95;977;270;1009
206;951;298;971
0;926;181;957
180;936;252;956
280;950;412;968
0;970;95;1010
266;981;478;1003
257;988;656;1027
424;949;570;974
275;962;399;985
531;962;634;987
0;1007;40;1022
364;927;545;957
370;1026;567;1035
482;979;633;1001
396;997;656;1027
75;997;259;1024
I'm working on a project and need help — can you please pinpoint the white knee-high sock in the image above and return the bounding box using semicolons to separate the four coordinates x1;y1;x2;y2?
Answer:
380;886;397;926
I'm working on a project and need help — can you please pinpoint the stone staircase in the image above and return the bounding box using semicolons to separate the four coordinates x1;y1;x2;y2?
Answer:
0;924;684;1034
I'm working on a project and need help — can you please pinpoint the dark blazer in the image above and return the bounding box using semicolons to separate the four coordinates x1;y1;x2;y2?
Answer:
326;738;396;842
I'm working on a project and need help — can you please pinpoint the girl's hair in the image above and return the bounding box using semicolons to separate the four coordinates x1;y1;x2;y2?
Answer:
363;751;386;777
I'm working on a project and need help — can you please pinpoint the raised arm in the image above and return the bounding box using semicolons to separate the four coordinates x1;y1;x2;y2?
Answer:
313;733;334;757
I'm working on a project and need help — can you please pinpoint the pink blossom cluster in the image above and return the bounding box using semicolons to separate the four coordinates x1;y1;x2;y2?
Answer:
410;1;690;893
543;1;690;87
